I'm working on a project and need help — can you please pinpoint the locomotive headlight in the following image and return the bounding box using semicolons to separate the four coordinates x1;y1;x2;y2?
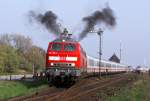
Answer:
50;63;54;66
71;63;75;66
66;57;77;61
49;56;60;60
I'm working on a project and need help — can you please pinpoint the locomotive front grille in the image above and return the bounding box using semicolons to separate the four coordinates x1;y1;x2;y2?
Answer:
52;62;74;67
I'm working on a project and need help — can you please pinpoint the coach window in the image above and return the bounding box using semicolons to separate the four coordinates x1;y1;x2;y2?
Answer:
103;63;106;67
51;43;62;51
97;61;99;66
64;44;76;51
106;63;111;67
101;62;104;67
89;59;94;66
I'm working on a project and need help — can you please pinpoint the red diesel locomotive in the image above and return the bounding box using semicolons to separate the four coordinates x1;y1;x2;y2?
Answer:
45;30;87;85
45;29;128;85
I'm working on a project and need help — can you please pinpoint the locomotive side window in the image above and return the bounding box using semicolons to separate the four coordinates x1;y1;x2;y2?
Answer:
51;43;62;51
64;43;76;51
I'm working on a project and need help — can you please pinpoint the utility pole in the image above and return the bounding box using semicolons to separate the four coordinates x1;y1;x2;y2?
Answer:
89;28;104;79
97;28;103;79
33;64;35;75
120;40;122;63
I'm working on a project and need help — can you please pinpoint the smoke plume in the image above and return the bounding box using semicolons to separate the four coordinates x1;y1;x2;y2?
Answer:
79;6;116;41
29;10;62;36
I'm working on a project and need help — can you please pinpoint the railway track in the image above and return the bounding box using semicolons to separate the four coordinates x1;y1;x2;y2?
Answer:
63;76;127;101
8;73;136;101
23;89;65;101
8;87;66;101
46;73;136;101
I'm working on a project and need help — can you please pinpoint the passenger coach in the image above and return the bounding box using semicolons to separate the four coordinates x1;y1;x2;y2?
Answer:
87;56;128;74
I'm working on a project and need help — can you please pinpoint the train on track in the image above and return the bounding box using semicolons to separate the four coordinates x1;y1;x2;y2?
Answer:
45;29;129;85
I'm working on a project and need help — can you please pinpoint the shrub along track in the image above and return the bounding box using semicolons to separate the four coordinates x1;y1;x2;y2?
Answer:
8;73;137;101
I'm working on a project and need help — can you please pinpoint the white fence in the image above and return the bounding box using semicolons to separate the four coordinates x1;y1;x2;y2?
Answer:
0;74;33;80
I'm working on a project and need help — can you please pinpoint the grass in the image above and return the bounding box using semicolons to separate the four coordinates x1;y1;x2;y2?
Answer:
109;75;150;101
0;79;48;100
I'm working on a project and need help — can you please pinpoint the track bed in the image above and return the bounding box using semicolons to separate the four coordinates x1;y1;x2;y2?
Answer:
8;73;137;101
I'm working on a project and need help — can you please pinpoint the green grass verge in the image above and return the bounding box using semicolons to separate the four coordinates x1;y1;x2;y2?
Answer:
109;76;150;101
0;79;48;100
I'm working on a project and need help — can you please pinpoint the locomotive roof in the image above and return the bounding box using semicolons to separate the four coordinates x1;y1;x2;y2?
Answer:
53;37;78;42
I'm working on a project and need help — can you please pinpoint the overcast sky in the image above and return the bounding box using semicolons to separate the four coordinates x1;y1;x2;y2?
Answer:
0;0;149;67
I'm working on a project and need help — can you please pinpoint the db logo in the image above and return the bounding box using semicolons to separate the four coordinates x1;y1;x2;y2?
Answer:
60;57;66;60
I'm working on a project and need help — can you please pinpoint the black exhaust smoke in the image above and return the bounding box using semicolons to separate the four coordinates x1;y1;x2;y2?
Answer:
29;10;62;36
79;6;116;41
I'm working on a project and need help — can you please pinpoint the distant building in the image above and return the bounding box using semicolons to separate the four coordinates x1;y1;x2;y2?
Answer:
109;53;120;63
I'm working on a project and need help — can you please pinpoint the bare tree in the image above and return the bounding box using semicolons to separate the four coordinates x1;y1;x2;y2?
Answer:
11;34;32;54
0;34;12;46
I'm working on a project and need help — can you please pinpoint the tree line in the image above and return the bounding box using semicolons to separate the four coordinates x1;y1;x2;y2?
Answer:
0;34;46;74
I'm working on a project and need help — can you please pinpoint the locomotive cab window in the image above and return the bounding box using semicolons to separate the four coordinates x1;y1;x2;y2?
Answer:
64;43;76;51
51;43;62;51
